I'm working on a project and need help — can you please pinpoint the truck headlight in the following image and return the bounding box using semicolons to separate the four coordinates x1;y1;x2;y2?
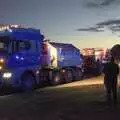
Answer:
3;72;12;79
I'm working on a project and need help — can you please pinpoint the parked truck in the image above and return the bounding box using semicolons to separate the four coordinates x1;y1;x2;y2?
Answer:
81;48;102;75
40;40;84;85
0;25;83;91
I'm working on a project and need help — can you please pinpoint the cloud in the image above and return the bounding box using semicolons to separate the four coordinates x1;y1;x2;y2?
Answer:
77;19;120;36
85;0;117;8
86;2;101;8
77;26;104;32
110;26;120;32
97;19;120;34
97;19;120;26
100;0;116;6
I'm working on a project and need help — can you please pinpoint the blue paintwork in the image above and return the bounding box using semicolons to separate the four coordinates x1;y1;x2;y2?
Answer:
0;28;44;87
0;28;44;42
51;42;83;68
5;29;43;68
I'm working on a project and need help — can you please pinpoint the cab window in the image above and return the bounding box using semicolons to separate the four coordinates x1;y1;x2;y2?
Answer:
13;40;37;53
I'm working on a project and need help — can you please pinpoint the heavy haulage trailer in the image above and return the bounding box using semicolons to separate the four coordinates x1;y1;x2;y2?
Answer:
0;25;83;91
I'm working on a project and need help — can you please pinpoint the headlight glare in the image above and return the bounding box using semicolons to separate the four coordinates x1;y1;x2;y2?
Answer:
0;58;4;63
3;72;12;79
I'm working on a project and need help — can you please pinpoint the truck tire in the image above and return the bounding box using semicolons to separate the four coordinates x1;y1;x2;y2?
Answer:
21;73;36;92
73;69;83;81
51;71;61;85
65;70;73;83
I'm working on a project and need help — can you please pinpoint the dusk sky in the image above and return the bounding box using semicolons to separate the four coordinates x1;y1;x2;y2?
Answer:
0;0;120;48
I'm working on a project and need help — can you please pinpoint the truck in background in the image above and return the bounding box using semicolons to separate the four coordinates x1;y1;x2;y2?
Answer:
40;40;84;85
0;25;84;91
81;48;102;75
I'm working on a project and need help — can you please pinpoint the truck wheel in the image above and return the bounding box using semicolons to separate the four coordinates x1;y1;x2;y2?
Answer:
65;70;73;83
21;73;36;92
73;69;83;81
51;71;61;85
78;69;83;79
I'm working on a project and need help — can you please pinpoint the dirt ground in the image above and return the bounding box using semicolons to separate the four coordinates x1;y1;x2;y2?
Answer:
0;75;120;120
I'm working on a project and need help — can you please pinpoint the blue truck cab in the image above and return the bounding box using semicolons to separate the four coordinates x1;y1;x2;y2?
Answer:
0;25;44;90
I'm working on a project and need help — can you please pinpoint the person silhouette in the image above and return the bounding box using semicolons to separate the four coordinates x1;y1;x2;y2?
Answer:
103;57;119;106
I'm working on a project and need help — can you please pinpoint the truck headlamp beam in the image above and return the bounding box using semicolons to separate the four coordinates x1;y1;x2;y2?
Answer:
3;72;12;79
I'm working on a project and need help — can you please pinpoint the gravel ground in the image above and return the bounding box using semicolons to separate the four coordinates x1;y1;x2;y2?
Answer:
0;75;120;120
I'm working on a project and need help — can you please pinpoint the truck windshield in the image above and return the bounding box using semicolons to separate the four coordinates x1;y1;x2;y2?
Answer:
0;36;11;54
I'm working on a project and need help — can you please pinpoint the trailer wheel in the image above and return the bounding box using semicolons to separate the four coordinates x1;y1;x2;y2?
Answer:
72;69;83;81
21;73;36;92
65;70;73;83
51;71;61;85
75;69;83;80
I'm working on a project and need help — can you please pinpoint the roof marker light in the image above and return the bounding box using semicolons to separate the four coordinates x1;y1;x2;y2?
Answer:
21;57;24;60
15;55;19;59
